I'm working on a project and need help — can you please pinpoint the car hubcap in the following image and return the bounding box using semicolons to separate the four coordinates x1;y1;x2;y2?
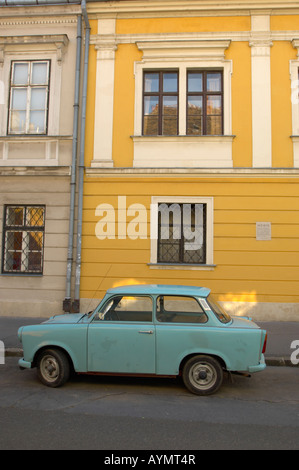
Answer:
40;355;59;383
189;362;217;390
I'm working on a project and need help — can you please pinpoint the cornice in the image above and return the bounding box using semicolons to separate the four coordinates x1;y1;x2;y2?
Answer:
0;166;71;177
85;167;299;179
0;4;81;20
87;0;299;18
0;18;77;26
0;34;69;65
91;30;299;47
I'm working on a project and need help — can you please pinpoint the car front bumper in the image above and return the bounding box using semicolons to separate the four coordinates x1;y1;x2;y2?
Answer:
19;358;32;370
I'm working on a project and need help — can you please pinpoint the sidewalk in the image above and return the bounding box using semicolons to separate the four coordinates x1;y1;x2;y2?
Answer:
0;316;299;366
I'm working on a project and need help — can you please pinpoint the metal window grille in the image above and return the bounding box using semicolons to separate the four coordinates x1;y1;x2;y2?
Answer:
2;205;45;274
157;203;206;264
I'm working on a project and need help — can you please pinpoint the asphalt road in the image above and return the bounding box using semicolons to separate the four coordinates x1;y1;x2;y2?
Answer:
0;357;299;451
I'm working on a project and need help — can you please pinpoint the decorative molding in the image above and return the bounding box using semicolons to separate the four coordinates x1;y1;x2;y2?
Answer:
249;32;273;56
0;19;77;26
291;38;299;57
85;167;299;177
0;166;71;177
0;34;69;65
136;39;231;61
86;0;299;18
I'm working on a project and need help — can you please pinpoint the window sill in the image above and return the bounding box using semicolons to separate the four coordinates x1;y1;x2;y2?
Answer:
132;134;235;139
132;135;234;168
0;135;73;167
148;263;216;271
1;273;43;277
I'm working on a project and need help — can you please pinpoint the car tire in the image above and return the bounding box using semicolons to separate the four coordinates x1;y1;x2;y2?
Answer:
182;355;223;395
37;348;70;388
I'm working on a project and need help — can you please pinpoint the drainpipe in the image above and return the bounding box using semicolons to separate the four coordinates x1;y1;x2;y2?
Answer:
63;13;82;313
72;0;90;313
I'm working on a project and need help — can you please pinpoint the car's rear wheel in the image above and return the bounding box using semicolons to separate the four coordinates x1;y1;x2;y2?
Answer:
37;348;70;388
182;355;223;395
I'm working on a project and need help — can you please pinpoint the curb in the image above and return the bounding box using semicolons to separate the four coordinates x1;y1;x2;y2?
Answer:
4;348;299;367
5;348;23;357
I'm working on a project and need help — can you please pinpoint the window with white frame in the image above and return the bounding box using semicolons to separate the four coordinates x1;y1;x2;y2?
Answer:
133;40;233;168
8;60;50;135
150;197;214;268
2;205;45;275
142;69;224;137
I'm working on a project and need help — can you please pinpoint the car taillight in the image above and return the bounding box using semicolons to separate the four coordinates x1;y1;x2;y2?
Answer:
262;333;267;354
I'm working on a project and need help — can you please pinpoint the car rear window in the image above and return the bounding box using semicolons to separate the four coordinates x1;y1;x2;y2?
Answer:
156;295;208;324
207;295;231;324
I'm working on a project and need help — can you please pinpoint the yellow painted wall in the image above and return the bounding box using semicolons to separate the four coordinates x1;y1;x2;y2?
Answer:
113;44;142;167
226;42;252;167
112;18;254;168
81;177;299;305
116;16;251;34
271;15;299;31
82;11;299;316
88;15;298;169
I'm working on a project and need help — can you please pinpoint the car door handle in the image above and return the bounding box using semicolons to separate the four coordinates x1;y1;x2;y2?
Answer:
138;330;154;334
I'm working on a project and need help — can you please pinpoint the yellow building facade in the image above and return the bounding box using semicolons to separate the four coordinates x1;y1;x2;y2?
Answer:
80;0;299;321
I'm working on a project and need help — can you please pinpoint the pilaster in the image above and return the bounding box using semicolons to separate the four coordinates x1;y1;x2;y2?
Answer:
90;19;117;168
250;14;272;167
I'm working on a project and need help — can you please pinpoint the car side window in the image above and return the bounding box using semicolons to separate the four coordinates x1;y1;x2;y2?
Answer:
156;295;208;324
95;295;153;322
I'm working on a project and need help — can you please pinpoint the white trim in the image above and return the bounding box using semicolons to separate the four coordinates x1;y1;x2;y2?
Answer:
150;195;214;267
0;36;65;144
86;167;299;177
91;19;116;168
132;135;234;168
250;14;272;167
290;40;299;166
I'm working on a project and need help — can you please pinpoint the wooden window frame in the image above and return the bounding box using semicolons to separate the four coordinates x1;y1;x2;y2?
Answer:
142;70;179;136
187;70;224;136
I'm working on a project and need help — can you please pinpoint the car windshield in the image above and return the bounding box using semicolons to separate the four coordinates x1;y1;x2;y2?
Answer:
207;295;231;324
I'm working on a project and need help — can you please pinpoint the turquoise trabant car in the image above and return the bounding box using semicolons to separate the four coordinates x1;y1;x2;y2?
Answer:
18;284;267;395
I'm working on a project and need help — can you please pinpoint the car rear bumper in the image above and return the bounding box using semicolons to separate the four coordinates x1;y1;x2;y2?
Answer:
248;354;266;373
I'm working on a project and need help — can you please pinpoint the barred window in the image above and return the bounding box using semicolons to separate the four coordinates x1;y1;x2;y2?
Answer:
157;203;206;264
8;60;50;135
2;205;45;274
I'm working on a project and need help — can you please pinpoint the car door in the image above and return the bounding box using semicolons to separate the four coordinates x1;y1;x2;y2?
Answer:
155;295;209;375
87;295;156;374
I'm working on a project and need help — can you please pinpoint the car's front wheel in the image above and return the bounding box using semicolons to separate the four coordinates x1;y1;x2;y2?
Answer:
36;348;70;388
182;355;223;395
